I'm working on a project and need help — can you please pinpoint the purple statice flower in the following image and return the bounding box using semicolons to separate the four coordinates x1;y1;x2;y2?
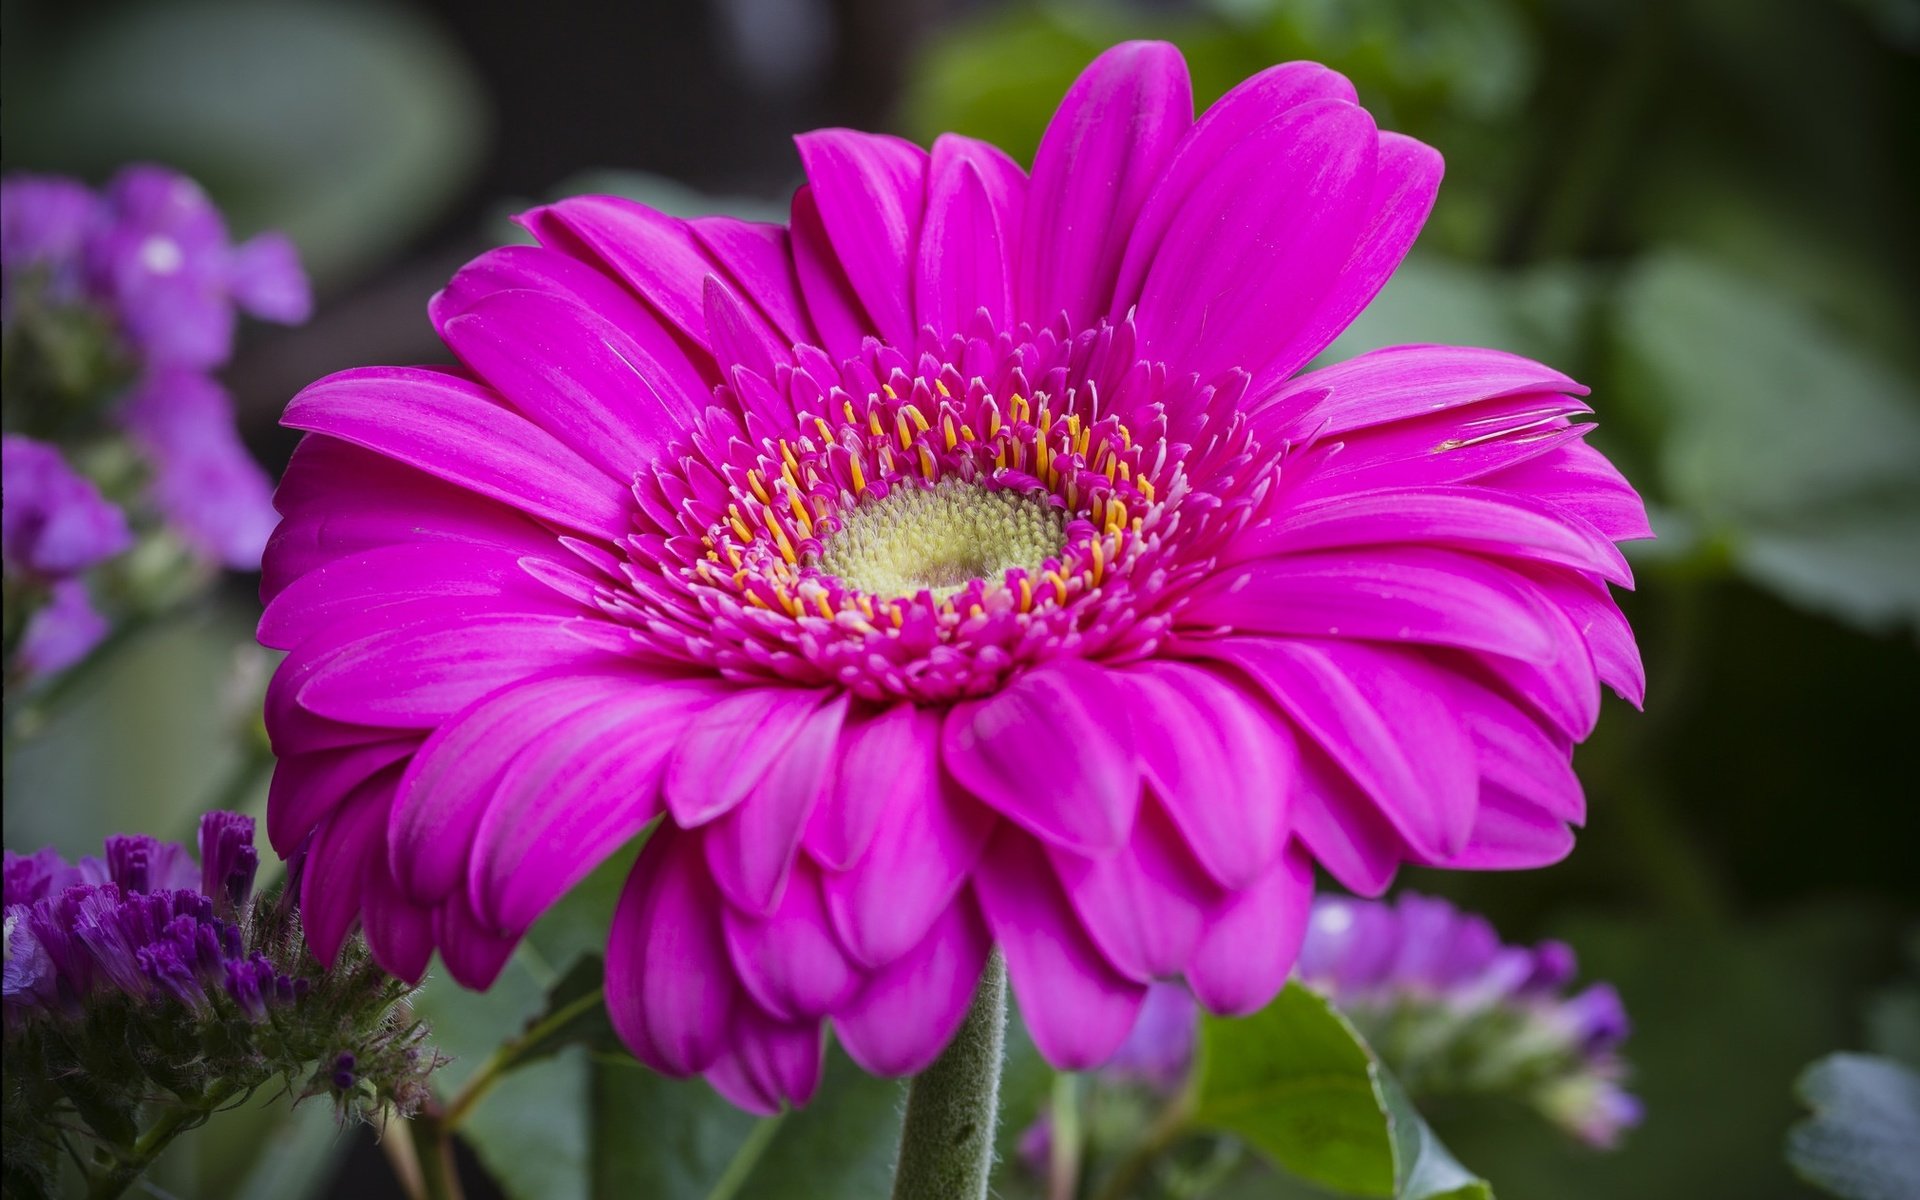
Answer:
0;812;295;1027
84;165;310;370
119;368;279;569
0;173;100;312
1;435;132;579
1298;892;1643;1148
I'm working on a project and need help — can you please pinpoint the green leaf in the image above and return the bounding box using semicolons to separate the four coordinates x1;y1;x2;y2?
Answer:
1787;1054;1920;1200
588;1044;902;1200
1615;253;1920;630
1194;982;1492;1199
1322;255;1595;368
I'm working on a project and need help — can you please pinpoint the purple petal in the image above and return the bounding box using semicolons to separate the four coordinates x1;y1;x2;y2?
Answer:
943;659;1140;855
606;826;742;1076
1186;843;1314;1015
794;130;928;350
226;232;311;324
832;895;991;1076
1019;41;1192;328
703;692;849;914
703;1008;823;1115
974;828;1147;1069
722;860;862;1021
266;736;415;857
17;579;111;678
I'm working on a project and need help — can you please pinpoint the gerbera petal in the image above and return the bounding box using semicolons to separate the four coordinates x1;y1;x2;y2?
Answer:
1052;800;1220;982
1290;754;1409;897
1249;132;1443;395
943;659;1140;855
1117;661;1292;889
266;736;414;857
703;1009;823;1115
1258;344;1584;442
283;367;634;540
822;766;995;970
1238;484;1631;586
1436;787;1576;870
690;217;814;348
704;692;849;914
387;671;642;904
519;196;721;352
469;680;719;934
1187;548;1563;664
429;243;715;408
722;860;862;1022
1134;97;1377;387
440;287;706;474
1216;638;1476;859
606;826;741;1077
916;134;1026;337
1478;442;1654;543
434;889;517;990
300;770;395;964
793;129;928;349
1186;842;1315;1015
1020;40;1192;328
803;702;937;872
1113;60;1359;310
974;827;1147;1069
363;850;437;985
789;186;872;360
833;895;991;1076
664;688;838;828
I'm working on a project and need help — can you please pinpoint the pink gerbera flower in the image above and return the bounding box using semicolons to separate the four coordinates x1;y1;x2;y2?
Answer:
260;42;1647;1114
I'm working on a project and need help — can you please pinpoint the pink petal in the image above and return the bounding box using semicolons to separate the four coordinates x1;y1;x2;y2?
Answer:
1215;638;1476;859
469;680;720;934
1113;60;1359;310
606;826;742;1076
943;659;1140;855
1186;843;1314;1015
722;860;862;1021
704;692;849;914
518;197;720;351
803;701;937;871
434;889;517;989
1435;787;1575;870
1020;41;1192;328
428;243;714;407
267;736;414;857
299;771;393;964
1290;756;1408;897
793;130;928;349
690;217;814;348
1116;661;1293;889
1532;567;1644;707
1052;800;1221;982
789;186;872;360
663;687;836;828
822;764;995;970
1258;344;1584;443
1238;484;1631;586
1134;98;1377;386
974;828;1147;1069
1185;547;1562;664
702;1008;823;1115
440;287;705;476
387;671;639;903
1248;132;1443;395
363;850;436;984
283;367;634;540
702;274;784;379
833;895;991;1076
916;134;1025;336
1479;441;1653;543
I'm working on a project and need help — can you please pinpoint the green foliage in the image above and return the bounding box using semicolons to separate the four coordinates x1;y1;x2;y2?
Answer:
1787;1054;1920;1200
1194;983;1491;1199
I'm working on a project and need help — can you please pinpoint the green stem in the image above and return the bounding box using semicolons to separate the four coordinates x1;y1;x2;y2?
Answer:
441;984;607;1129
1047;1073;1082;1200
703;1115;785;1200
85;1081;241;1200
407;1108;464;1200
890;952;1007;1200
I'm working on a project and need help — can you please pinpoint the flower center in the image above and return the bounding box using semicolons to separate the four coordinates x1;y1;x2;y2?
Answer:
814;478;1064;600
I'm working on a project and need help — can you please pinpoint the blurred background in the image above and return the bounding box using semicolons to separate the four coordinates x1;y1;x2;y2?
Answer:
4;0;1917;1197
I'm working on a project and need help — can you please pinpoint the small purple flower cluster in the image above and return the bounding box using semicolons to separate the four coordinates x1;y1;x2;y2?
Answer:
1;165;309;680
3;813;292;1030
1298;892;1641;1148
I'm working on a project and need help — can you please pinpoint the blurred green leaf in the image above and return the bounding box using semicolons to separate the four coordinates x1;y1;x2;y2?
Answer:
1322;254;1595;367
589;1045;901;1200
2;0;486;286
1787;1054;1920;1200
1195;982;1491;1199
1615;253;1920;630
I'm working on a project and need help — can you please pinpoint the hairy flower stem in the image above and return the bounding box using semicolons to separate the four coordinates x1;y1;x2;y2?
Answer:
85;1079;241;1200
890;952;1007;1200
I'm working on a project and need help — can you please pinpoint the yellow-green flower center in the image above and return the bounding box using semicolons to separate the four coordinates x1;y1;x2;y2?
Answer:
816;479;1064;599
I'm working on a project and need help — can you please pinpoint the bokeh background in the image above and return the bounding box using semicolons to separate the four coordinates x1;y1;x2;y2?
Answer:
4;1;1917;1197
